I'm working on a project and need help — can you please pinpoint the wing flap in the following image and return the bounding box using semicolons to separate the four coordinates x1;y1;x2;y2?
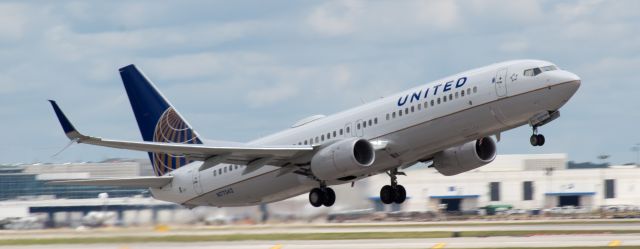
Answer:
48;176;173;188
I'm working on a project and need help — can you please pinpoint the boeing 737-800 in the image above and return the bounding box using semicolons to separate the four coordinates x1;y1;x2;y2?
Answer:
49;59;580;207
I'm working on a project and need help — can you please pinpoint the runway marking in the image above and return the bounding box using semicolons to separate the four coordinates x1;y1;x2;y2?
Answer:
432;242;446;248
608;240;621;247
270;244;283;249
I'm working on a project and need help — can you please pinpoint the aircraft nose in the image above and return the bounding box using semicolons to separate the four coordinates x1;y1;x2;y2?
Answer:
558;70;581;90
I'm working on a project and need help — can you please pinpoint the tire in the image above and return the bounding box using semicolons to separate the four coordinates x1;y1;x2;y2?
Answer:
394;185;407;204
380;185;395;204
537;134;545;146
530;134;539;146
323;188;336;207
309;188;324;207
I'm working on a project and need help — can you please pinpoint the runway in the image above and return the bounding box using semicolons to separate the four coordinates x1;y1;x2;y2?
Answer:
2;220;640;248
3;221;640;239
2;234;639;249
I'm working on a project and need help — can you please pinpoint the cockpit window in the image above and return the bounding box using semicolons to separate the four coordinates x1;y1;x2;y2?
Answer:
540;65;557;72
523;65;557;76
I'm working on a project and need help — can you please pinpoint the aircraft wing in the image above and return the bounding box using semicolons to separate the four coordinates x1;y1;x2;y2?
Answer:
49;100;313;168
48;176;173;188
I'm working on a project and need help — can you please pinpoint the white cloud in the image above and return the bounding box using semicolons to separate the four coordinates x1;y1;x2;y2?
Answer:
307;0;363;36
499;40;529;53
468;0;543;22
414;0;460;30
0;3;29;42
246;82;298;108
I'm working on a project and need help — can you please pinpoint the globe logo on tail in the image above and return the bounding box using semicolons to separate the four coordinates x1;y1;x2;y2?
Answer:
152;108;202;176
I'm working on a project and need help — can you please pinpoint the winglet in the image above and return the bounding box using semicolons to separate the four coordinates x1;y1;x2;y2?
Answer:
48;100;82;139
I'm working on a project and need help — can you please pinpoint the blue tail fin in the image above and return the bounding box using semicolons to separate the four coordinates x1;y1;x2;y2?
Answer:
119;64;203;176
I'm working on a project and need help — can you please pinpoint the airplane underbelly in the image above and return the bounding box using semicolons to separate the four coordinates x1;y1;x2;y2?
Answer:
185;169;315;207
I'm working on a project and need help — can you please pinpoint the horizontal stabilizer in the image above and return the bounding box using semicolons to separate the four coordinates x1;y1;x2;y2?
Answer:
48;176;173;188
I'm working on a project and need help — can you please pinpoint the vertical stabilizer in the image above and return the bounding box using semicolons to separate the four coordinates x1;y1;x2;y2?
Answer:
119;65;203;176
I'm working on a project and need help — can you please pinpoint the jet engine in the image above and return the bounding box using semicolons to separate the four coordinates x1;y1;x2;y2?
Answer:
433;137;497;176
310;138;375;180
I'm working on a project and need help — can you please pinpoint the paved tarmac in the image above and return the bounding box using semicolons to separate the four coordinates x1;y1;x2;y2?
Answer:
2;220;640;248
2;222;640;239
2;234;640;249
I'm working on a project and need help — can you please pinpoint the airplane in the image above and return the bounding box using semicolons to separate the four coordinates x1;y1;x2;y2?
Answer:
49;59;580;208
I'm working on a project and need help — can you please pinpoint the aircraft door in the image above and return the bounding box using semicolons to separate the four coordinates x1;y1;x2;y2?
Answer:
191;168;204;195
494;68;508;98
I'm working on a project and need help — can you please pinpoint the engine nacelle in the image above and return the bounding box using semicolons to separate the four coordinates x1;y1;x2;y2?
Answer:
311;138;375;180
433;137;497;176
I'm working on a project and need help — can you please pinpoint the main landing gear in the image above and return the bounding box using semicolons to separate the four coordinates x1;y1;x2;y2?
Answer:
309;184;336;207
380;168;407;204
530;127;546;147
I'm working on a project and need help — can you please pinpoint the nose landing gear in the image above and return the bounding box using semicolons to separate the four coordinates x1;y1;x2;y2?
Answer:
530;127;545;146
380;168;407;204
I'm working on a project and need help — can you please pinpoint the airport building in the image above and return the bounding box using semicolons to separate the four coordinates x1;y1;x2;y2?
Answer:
362;154;640;213
0;160;152;201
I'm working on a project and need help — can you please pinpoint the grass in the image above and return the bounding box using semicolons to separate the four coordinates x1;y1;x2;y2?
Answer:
1;230;639;245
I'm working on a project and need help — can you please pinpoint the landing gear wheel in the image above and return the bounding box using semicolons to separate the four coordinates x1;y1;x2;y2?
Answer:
309;188;325;207
530;134;546;146
380;185;395;204
530;134;539;146
393;185;407;204
322;188;336;207
536;134;545;146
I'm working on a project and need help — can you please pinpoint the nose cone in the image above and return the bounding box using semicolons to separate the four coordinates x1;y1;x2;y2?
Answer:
557;70;581;91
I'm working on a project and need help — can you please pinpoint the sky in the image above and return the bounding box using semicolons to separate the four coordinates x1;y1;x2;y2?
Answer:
0;0;639;165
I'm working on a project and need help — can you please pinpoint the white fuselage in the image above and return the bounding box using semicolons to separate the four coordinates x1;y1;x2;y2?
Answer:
150;60;581;207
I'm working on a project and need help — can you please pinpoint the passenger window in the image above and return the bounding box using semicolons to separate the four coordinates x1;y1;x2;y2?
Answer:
467;88;471;95
405;108;409;114
417;104;421;110
235;165;239;170
473;86;478;93
461;90;465;97
455;92;459;98
315;137;319;143
411;106;415;112
333;131;337;137
399;110;403;117
357;123;361;129
443;96;447;102
437;98;441;104
363;121;367;128
224;167;227;173
449;94;453;101
321;134;325;141
219;168;222;175
327;133;330;139
214;170;217;176
339;129;343;135
304;140;308;145
431;100;435;106
392;112;396;118
368;120;372;126
374;118;378;124
309;138;313;144
346;127;350;133
386;113;390;120
424;102;428;109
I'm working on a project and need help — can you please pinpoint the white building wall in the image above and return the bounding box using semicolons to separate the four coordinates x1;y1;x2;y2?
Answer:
358;154;640;212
